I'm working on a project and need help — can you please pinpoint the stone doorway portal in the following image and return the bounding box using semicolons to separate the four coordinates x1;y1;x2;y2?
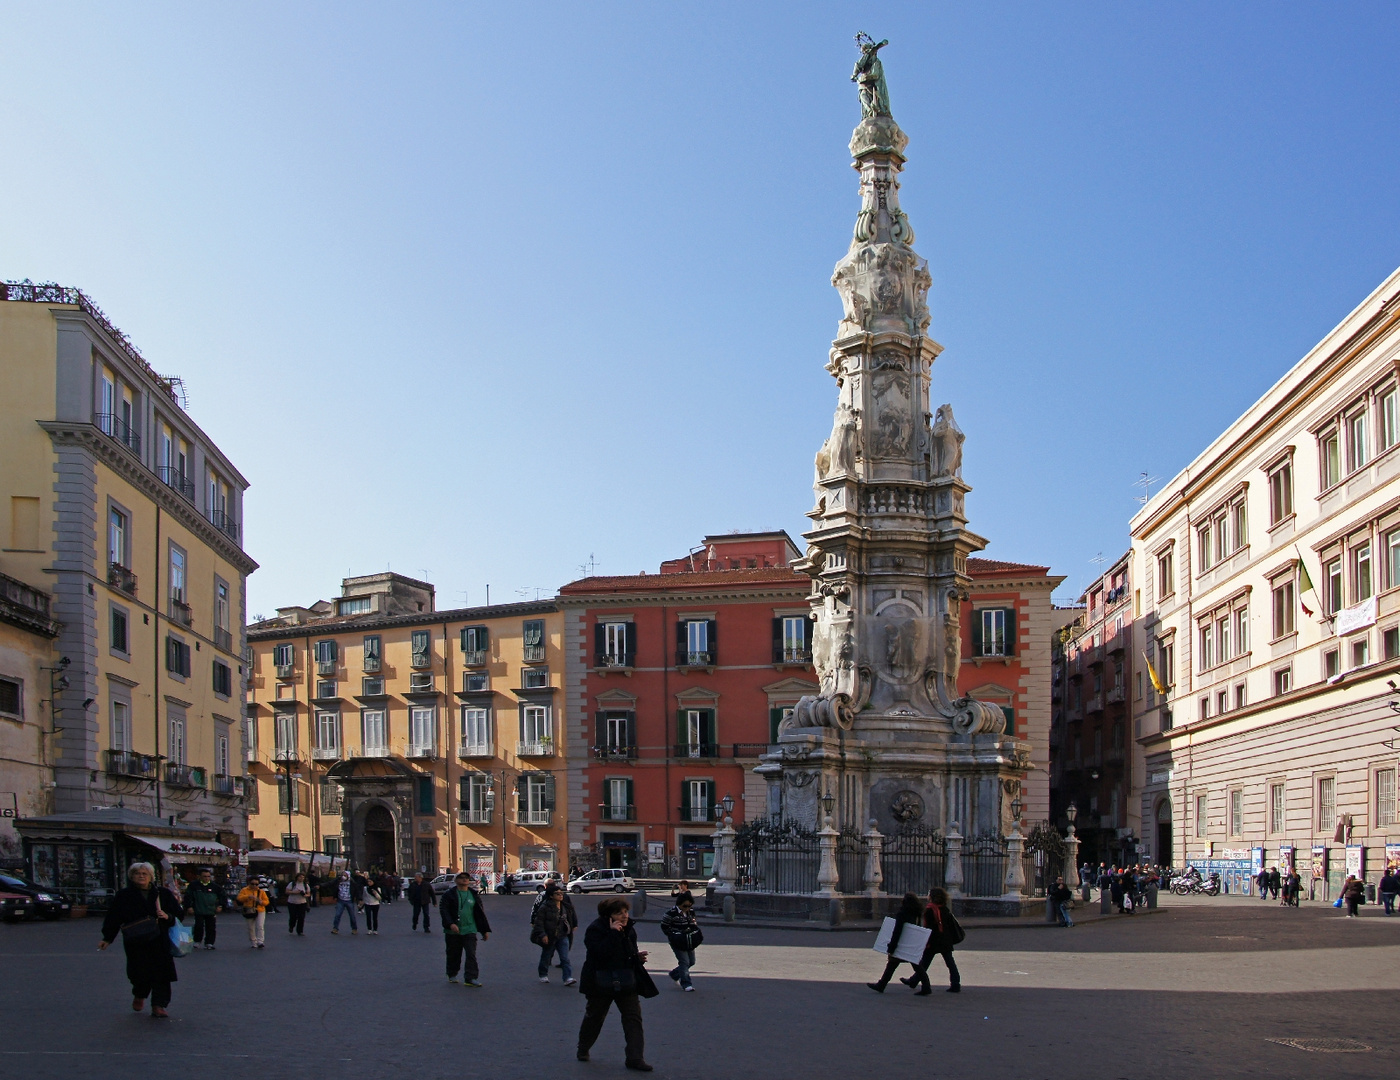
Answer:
1155;799;1172;866
364;805;396;873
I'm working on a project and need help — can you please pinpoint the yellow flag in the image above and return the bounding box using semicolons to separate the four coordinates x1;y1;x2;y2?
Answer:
1142;650;1166;696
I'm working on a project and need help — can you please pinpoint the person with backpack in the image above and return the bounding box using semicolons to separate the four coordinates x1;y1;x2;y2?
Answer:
867;892;925;994
531;882;578;985
903;887;963;994
660;892;703;991
235;878;270;949
182;867;224;950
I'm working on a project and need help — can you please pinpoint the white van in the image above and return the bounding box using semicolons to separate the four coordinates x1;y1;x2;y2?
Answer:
568;868;635;893
504;870;562;893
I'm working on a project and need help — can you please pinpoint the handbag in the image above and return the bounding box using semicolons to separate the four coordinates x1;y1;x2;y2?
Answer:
120;893;167;942
947;912;966;945
634;963;660;999
682;926;704;950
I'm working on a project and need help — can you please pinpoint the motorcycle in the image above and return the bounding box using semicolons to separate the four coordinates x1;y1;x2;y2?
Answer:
1170;871;1220;896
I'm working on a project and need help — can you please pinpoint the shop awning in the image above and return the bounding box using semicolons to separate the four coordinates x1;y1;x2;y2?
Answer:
128;835;234;862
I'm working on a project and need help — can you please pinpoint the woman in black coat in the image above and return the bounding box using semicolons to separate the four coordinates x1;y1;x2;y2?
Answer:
868;892;925;993
577;897;652;1071
99;861;181;1017
904;887;962;994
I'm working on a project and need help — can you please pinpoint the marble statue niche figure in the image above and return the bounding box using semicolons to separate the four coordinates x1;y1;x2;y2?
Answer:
884;620;919;682
815;404;859;483
852;33;891;119
931;404;965;479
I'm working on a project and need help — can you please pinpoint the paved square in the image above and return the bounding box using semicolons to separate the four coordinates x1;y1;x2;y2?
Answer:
1;894;1396;1078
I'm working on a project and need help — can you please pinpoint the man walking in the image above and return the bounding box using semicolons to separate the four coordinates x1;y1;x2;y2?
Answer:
408;872;434;933
1049;876;1074;927
183;868;224;950
440;871;491;987
1379;865;1398;916
331;871;361;935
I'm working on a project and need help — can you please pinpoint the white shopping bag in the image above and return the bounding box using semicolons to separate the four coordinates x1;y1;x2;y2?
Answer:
872;917;931;964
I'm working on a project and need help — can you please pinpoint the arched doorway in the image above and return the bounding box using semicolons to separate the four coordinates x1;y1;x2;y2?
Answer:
363;805;396;873
1155;799;1172;865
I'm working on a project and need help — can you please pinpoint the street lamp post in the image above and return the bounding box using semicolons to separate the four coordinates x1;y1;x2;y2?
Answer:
815;788;840;897
712;793;738;894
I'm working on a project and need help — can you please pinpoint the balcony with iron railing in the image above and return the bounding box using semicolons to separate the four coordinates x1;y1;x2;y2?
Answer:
411;651;433;670
311;746;341;761
355;746;390;758
157;466;196;502
407;743;438;759
774;646;813;665
458;808;493;825
1106;684;1125;705
106;749;155;779
273;746;299;763
169;597;193;627
461;650;487;668
94;412;141;454
276;663;295;679
458;742;493;759
678;805;719;823
674;743;719;759
517;809;551;827
164;763;206;788
213;627;233;653
594;653;633;670
316;659;338;676
594;744;638;760
108;563;137;597
211;774;244;797
598;803;636;822
362;654;382;673
523;644;546;662
680;650;715;668
517;740;554;757
208;508;239;542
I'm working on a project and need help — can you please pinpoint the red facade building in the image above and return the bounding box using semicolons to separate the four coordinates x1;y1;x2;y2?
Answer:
561;533;1060;876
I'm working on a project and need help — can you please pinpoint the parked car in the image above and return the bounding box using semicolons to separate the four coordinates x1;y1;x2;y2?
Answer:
428;873;458;898
568;868;634;894
498;870;560;894
0;890;37;922
0;873;72;920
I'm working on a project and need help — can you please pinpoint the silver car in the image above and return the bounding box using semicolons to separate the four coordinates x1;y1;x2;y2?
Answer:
568;868;635;893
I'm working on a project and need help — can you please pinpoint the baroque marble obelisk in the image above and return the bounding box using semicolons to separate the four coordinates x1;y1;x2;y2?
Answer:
758;35;1029;845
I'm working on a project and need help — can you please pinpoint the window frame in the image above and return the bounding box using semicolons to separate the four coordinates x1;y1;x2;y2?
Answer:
1377;766;1397;829
109;603;130;658
1268;460;1294;526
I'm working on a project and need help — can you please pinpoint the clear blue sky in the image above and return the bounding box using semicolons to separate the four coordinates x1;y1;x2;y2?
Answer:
4;3;1399;616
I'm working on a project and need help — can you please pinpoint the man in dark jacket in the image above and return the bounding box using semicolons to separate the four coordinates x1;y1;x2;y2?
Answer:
532;883;578;985
440;872;491;987
183;867;225;950
1049;877;1074;928
408;872;434;933
1266;865;1282;900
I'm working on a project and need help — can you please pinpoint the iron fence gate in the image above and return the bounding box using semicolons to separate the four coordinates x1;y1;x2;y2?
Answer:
881;825;947;897
734;818;819;894
837;831;869;893
962;835;1008;897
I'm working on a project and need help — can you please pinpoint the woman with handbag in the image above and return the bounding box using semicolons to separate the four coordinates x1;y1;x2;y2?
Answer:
577;897;655;1072
903;887;963;994
98;861;181;1018
660;892;702;990
532;882;577;984
285;873;311;935
235;878;270;948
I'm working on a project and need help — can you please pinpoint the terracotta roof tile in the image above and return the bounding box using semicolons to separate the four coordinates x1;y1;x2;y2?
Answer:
967;557;1051;574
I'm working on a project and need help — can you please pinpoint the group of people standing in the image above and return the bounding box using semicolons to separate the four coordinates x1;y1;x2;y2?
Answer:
1254;864;1303;905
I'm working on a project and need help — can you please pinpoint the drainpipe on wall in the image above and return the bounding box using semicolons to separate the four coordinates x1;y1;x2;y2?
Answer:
153;505;162;818
443;618;453;872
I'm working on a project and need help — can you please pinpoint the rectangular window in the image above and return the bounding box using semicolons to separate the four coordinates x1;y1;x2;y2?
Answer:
460;707;491;755
1229;790;1243;837
1348;411;1369;472
320;778;342;814
110;700;130;751
605;777;633;821
108;507;127;568
1351;636;1369;669
464;672;488;692
1199;624;1214;671
1235;683;1246;709
411;630;431;668
1235;607;1249;657
277;777;302;815
979;608;1009;657
274;642;294;674
409;672;434;693
1268;462;1294;525
361;677;384;696
523;619;546;662
520;705;551;747
1195;793;1208;839
517;773;554;826
1216;689;1228;715
216;731;230;777
1271;579;1295;639
215;580;230;631
316;712;340;753
1269;783;1285;834
1199;697;1209;722
780;616;809;663
409;707;436;754
111;607;128;654
314;640;337;674
1324;648;1340;679
684;779;715;823
362;635;381;672
362;710;387;754
1217;616;1231;664
1378;768;1397;828
684;619;710;666
1385;627;1400;660
1199;523;1214;570
680;708;715;757
1387;531;1400;590
1325;557;1343;615
1383;387;1399;453
602;711;633;754
1353;543;1373;602
169;546;186;602
1158;640;1175;690
1318;776;1335;832
168;715;185;766
1274;666;1292;696
1231;499;1247;552
337;596;372;616
461;625;489;664
1321;429;1341;489
165;636;191;677
213;660;232;697
460;772;492;823
1158;551;1174;597
521;667;548;689
600;622;630;667
274;711;298;757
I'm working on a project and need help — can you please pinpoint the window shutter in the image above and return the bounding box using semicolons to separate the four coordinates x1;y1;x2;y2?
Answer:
595;710;605;750
971;612;983;657
515;774;526;816
707;619;718;664
542;773;556;811
330;640;338;661
1004;608;1017;655
625;777;634;811
676;621;687;666
677;709;686;750
418;776;434;814
460;628;469;652
706;780;717;818
1002;706;1015;736
772;617;784;663
623;624;635;668
626;711;636;752
459;775;470;804
594;622;606;664
769;707;783;743
702;709;715;750
680;779;691;818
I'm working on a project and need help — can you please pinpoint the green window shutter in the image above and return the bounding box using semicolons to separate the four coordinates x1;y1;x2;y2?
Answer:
417;776;434;814
707;619;718;663
625;777;634;812
594;710;606;750
542;773;556;811
460;628;469;652
679;779;691;818
675;621;687;666
971;612;983;657
769;707;783;743
622;624;635;668
702;710;716;750
1002;706;1015;736
772;617;784;663
1004;608;1017;655
594;622;606;663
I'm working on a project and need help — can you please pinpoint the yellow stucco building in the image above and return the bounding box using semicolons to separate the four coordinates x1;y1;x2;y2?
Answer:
0;283;257;885
245;573;566;878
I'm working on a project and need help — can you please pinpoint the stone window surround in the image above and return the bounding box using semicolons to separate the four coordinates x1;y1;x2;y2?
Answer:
1263;445;1297;532
105;494;134;569
109;600;131;660
1193;482;1249;576
1308;367;1400;496
0;673;23;722
1195;585;1251;675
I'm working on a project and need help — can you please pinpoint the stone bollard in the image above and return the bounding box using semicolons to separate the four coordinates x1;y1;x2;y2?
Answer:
1045;895;1058;923
723;894;736;923
1145;883;1158;910
828;897;842;927
1100;887;1112;915
1081;882;1091;903
633;889;647;917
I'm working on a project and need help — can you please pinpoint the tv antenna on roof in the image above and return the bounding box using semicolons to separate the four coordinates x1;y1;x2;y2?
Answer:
1134;471;1161;506
579;553;597;577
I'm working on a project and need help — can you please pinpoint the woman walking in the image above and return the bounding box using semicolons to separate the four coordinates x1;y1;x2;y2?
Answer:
362;876;382;935
285;873;311;935
99;862;181;1017
904;887;962;994
532;882;578;984
577;897;653;1071
1342;875;1365;917
236;877;270;948
867;892;924;993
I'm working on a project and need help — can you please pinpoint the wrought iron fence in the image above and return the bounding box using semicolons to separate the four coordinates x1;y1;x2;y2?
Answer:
962;835;1008;897
882;825;947;897
734;818;819;894
837;831;868;893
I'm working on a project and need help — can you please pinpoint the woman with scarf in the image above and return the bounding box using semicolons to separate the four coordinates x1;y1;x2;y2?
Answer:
904;887;963;994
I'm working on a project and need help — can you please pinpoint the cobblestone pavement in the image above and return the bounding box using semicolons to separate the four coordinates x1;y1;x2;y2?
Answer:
0;895;1396;1079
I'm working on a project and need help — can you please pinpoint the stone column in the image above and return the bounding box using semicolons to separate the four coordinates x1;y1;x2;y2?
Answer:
944;824;963;897
712;815;737;894
1003;826;1026;898
863;820;884;896
1064;826;1080;890
815;811;840;897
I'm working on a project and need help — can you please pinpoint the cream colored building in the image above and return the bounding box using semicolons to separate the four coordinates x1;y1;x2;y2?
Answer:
245;574;566;877
0;282;257;852
1131;267;1400;892
0;573;60;864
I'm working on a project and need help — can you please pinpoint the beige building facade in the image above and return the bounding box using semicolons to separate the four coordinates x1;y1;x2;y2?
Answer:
1;282;256;853
1132;267;1400;892
245;575;565;878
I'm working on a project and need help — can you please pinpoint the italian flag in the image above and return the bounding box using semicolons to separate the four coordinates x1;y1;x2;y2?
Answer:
1295;545;1317;617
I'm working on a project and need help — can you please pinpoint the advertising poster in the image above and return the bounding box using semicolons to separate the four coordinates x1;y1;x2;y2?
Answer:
1346;844;1364;879
1385;843;1400;869
1279;844;1294;874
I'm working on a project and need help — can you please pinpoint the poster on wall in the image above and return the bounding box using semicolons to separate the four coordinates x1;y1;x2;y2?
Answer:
1279;844;1294;874
1345;844;1364;879
647;842;665;862
1385;843;1400;869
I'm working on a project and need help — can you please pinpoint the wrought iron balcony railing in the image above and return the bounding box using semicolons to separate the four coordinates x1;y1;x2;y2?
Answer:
106;749;154;778
108;563;137;597
362;654;382;673
598;803;636;822
458;808;493;825
164;763;206;788
407;743;437;759
213;627;233;653
675;743;719;759
518;809;551;827
316;659;337;676
523;644;546;662
208;508;239;542
94;412;140;454
169;598;192;627
458;742;493;759
311;747;340;761
461;650;487;667
678;805;719;823
517;740;554;757
594;744;637;760
157;466;195;501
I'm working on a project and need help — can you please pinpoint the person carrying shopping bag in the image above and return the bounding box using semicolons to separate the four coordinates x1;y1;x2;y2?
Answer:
235;878;270;949
867;892;926;993
660;892;703;991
